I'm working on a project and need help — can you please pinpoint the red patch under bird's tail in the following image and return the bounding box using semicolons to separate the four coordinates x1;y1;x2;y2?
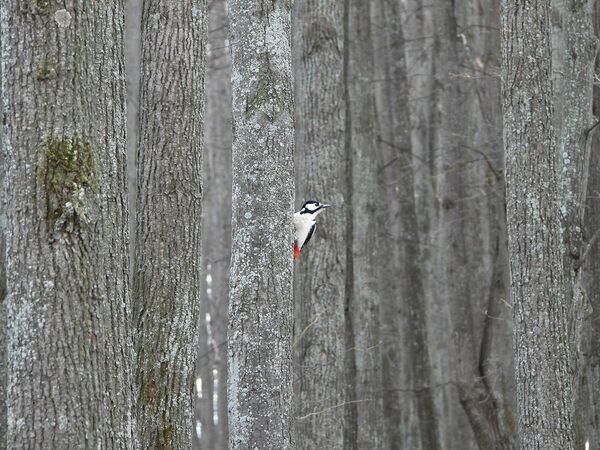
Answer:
294;243;300;260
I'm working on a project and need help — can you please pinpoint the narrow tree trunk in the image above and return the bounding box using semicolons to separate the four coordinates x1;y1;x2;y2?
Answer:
502;0;576;447
371;0;441;448
551;0;596;445
1;1;135;447
133;1;207;448
292;1;347;449
227;0;295;448
345;0;386;447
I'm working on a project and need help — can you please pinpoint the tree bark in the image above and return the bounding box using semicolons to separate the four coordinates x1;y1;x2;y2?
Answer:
502;0;577;447
227;0;295;448
1;1;135;448
133;1;207;448
371;0;441;448
551;0;596;445
581;3;600;445
292;1;347;449
345;0;386;448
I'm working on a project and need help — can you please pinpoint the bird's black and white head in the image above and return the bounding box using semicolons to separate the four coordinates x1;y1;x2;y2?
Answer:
298;200;331;216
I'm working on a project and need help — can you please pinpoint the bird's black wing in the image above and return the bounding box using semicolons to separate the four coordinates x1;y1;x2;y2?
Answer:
302;223;316;249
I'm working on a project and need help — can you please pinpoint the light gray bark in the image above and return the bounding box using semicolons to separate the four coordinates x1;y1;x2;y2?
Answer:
371;0;440;448
125;0;142;267
345;0;386;447
1;1;135;448
0;63;5;446
292;1;347;449
582;5;600;443
502;0;577;447
551;0;596;445
133;1;207;448
227;0;295;448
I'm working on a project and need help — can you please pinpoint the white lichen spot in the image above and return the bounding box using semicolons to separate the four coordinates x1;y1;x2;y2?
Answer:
54;9;72;29
245;211;252;219
58;415;68;431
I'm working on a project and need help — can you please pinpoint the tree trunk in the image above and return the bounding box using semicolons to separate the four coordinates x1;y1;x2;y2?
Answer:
502;0;577;447
345;0;386;447
292;1;347;449
133;1;207;448
1;1;135;448
551;0;596;445
371;0;441;448
581;3;600;445
227;0;295;448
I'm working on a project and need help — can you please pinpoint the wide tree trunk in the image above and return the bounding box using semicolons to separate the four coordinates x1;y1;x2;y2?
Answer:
227;0;295;448
292;0;347;449
1;1;135;448
502;0;578;447
371;0;440;448
133;1;207;448
345;0;386;447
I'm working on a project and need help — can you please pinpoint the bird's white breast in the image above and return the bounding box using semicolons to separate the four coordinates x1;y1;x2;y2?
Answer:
294;212;315;249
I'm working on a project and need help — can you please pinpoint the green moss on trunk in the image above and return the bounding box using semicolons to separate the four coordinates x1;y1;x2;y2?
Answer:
37;134;97;232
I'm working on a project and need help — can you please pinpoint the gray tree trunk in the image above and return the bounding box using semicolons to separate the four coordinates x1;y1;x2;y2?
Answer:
133;1;207;448
345;0;386;447
1;1;136;448
0;56;5;446
551;0;596;445
502;0;577;447
292;1;347;449
432;0;514;448
227;0;295;448
581;5;600;443
371;0;440;448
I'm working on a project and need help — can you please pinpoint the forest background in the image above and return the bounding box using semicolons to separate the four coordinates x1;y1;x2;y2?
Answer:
0;0;598;449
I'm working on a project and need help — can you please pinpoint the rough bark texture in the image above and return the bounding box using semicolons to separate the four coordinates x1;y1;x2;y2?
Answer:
227;0;295;448
345;0;386;448
0;33;6;446
0;64;5;446
581;4;600;445
502;0;576;447
371;0;440;448
133;1;207;448
1;1;135;448
551;0;596;445
292;1;347;449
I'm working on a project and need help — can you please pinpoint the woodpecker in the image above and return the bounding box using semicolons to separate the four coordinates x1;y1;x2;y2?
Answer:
294;200;331;260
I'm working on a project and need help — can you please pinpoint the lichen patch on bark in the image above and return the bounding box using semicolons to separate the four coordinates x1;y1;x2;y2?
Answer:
37;134;97;232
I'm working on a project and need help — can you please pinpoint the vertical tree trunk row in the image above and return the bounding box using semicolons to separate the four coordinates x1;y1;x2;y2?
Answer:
133;1;207;448
502;0;577;447
227;0;295;448
1;1;135;447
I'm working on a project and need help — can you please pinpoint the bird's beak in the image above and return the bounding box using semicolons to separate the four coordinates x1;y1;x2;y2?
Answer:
321;204;331;209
